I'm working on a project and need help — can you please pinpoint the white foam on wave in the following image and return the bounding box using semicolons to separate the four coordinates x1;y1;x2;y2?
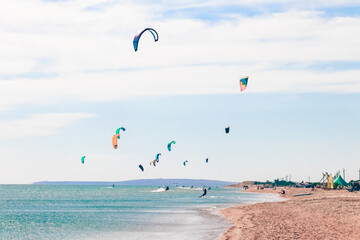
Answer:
151;188;166;192
177;187;203;190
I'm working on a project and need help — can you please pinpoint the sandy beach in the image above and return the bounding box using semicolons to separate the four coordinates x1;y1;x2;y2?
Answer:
220;185;360;240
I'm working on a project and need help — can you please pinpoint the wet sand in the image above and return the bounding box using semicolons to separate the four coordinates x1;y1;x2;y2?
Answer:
220;186;360;240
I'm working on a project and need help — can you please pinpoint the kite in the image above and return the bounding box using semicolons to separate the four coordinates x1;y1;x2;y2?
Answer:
225;127;230;134
183;160;188;166
150;160;157;166
133;28;159;52
81;156;85;164
139;164;144;171
112;134;120;149
155;153;161;162
206;158;208;163
115;127;126;139
167;141;176;151
240;76;248;92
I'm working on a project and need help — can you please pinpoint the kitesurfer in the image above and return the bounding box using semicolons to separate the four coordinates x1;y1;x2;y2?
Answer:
199;188;207;198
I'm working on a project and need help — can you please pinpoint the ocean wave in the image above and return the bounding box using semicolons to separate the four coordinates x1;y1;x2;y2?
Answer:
151;188;166;192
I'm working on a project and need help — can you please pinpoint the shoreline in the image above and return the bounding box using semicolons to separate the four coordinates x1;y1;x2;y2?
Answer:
193;190;285;240
219;186;360;240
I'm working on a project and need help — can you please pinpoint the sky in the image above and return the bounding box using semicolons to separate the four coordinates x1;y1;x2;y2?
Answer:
0;0;359;184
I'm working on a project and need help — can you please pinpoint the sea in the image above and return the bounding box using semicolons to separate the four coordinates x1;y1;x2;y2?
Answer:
0;185;280;240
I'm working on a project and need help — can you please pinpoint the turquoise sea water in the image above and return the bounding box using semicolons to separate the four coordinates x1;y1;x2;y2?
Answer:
0;185;280;240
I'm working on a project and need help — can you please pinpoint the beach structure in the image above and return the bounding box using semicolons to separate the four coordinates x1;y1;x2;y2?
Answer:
333;175;348;189
326;174;334;189
350;181;360;192
319;172;334;189
333;170;341;179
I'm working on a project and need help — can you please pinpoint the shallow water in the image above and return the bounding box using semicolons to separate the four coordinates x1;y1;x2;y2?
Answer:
0;185;280;240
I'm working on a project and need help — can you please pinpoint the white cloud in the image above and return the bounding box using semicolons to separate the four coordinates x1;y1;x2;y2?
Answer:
0;0;359;111
1;66;359;111
118;0;360;10
0;113;95;138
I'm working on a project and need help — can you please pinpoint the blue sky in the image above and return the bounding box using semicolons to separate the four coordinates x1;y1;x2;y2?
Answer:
0;0;359;183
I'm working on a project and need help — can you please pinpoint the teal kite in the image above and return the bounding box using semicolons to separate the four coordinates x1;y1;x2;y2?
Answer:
115;127;126;139
155;153;161;162
167;141;176;151
81;156;85;164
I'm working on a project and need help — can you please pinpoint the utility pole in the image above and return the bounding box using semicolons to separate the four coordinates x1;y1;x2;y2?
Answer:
343;168;345;181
